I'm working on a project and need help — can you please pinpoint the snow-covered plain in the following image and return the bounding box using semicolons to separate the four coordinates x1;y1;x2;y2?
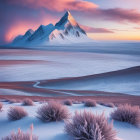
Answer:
0;43;140;140
0;47;140;82
42;66;140;95
0;43;140;95
0;101;139;140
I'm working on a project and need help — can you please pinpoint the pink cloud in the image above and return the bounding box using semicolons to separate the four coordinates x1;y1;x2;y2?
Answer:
5;14;57;42
83;8;140;24
80;25;114;33
100;8;140;23
4;0;140;24
4;0;98;12
134;27;140;29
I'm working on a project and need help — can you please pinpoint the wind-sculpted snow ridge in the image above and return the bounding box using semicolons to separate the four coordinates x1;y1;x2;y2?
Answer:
12;11;91;46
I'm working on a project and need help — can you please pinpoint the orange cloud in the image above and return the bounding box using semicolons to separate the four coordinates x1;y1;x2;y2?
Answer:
4;0;98;12
88;31;140;41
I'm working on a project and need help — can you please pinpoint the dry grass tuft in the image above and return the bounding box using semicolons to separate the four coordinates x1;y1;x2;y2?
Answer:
23;98;34;106
8;106;28;121
9;99;17;104
100;102;115;108
2;124;38;140
111;104;140;126
37;101;70;122
63;100;73;106
84;100;96;107
65;111;116;140
0;102;3;111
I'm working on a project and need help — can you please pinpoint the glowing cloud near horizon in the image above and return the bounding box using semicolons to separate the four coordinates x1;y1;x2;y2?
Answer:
0;0;140;44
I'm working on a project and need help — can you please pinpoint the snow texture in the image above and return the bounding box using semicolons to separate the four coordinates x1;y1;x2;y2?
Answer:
0;101;139;140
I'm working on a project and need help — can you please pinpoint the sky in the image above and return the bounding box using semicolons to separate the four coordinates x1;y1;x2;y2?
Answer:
0;0;140;45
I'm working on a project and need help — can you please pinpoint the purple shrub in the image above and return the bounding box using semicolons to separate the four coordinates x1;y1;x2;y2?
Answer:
65;111;116;140
2;124;38;140
84;100;96;107
0;102;3;111
105;103;115;108
111;104;140;126
100;102;114;108
63;100;72;106
9;99;17;104
37;101;70;122
8;106;28;120
23;98;34;106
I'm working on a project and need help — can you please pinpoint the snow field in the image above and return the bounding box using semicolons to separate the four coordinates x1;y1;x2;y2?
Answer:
0;101;140;140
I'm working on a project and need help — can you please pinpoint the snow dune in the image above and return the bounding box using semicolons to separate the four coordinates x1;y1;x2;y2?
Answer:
41;66;140;95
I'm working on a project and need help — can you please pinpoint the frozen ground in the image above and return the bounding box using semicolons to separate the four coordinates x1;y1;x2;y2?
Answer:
0;43;140;95
0;47;140;82
41;66;140;95
0;101;140;140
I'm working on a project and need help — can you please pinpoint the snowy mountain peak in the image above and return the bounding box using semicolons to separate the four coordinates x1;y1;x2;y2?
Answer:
55;11;78;28
65;11;78;26
28;24;55;42
24;29;34;37
66;10;71;15
12;11;91;46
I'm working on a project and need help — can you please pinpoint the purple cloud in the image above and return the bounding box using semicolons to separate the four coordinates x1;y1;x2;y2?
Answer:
80;25;114;33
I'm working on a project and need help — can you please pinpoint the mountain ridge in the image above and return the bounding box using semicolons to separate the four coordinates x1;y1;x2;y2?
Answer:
12;11;91;46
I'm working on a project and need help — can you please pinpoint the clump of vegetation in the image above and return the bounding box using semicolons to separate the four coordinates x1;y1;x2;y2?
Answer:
23;98;34;106
8;106;28;121
0;102;3;111
100;102;114;108
2;124;38;140
63;100;73;106
37;101;70;122
84;100;96;107
65;111;116;140
111;104;140;126
9;99;17;103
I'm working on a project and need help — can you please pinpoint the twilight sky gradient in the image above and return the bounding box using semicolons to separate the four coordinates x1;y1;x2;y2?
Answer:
0;0;140;45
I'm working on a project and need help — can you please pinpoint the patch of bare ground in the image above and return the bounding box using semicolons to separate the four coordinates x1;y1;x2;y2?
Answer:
0;60;50;66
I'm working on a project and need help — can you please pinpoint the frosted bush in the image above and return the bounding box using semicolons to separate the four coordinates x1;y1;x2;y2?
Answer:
100;102;114;108
37;101;70;122
8;106;28;120
84;100;96;107
23;98;34;106
9;99;17;103
0;102;3;111
111;104;140;126
2;124;38;140
63;100;72;106
65;111;116;140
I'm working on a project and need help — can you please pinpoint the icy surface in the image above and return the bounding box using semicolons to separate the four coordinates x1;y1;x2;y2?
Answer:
0;50;139;82
0;42;140;95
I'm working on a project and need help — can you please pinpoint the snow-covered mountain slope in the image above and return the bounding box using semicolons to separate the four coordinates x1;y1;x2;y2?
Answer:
12;11;91;46
28;24;55;43
12;29;34;44
49;11;91;44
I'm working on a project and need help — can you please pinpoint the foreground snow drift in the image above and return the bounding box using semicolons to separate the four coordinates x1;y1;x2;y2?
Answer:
0;101;140;140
